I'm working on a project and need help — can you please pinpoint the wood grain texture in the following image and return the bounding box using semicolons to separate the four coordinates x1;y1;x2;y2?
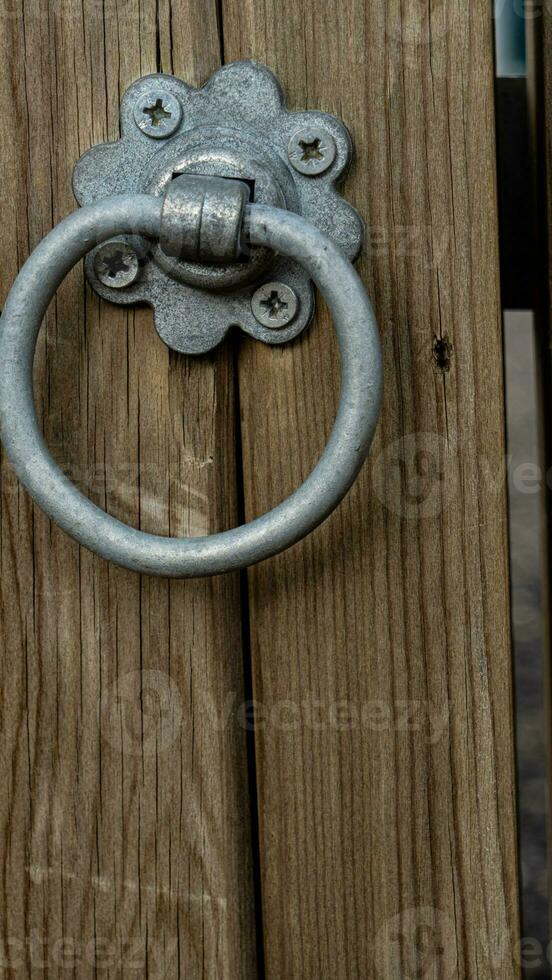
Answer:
222;1;520;977
0;2;256;977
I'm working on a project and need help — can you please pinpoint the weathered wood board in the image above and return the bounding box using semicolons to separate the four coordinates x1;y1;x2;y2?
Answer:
0;2;256;977
223;1;520;977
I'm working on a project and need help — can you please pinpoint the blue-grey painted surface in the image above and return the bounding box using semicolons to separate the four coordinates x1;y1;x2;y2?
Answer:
495;0;527;76
505;312;549;977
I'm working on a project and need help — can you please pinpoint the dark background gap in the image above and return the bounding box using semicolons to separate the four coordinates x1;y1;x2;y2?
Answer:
495;2;550;975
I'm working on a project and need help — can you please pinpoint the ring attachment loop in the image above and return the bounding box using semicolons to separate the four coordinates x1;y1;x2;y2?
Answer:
160;174;250;263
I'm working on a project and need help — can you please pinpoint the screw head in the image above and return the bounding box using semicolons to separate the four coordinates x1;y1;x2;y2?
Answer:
251;282;299;329
133;90;182;139
94;241;140;289
287;127;337;176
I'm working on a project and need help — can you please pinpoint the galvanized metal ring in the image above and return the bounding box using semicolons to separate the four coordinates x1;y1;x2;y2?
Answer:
0;194;382;577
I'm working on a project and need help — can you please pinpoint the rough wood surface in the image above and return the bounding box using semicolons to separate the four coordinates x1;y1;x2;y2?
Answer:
223;1;520;977
0;3;256;978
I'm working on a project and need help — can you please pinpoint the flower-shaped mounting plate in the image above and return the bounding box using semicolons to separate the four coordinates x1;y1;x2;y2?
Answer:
72;61;364;355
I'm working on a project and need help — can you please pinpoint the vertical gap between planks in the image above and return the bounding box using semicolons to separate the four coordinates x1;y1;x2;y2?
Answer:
216;0;226;65
232;339;267;980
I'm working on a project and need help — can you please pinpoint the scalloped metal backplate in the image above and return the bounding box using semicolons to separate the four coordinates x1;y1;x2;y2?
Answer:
72;61;364;355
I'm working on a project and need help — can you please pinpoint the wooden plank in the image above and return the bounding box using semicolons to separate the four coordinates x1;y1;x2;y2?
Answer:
222;1;521;977
0;2;256;977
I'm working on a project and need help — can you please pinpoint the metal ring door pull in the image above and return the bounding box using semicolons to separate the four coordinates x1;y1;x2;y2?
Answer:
0;178;382;577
